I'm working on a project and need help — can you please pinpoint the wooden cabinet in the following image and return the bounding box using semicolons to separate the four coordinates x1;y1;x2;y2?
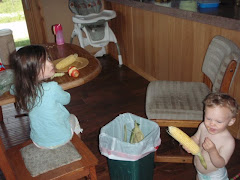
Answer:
105;1;240;139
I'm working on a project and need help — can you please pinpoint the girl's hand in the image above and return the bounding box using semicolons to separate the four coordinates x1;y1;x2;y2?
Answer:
202;137;216;153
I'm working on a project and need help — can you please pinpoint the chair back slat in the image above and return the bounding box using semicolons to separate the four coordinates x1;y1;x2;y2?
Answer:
202;36;240;92
220;60;237;93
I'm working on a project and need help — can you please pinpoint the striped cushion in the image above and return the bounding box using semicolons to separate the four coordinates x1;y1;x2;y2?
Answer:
202;36;240;92
146;81;210;120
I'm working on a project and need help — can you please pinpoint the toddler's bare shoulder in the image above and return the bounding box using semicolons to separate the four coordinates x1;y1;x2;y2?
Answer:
222;131;235;145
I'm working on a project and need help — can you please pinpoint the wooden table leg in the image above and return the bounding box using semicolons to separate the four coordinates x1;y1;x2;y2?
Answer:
0;106;3;122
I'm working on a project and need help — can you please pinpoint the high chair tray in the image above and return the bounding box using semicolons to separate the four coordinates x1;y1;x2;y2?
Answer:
73;10;116;24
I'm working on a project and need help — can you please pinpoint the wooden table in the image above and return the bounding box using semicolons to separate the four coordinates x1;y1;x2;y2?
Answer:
0;43;102;122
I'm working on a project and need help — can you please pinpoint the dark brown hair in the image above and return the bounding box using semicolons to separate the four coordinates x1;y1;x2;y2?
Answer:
204;92;239;118
10;45;48;111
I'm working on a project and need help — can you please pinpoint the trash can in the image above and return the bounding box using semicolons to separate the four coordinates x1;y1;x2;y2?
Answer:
0;29;16;65
107;152;155;180
99;113;161;180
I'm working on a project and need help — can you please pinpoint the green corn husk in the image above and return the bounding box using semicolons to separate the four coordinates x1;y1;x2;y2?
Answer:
197;153;207;170
51;72;65;79
124;124;127;142
129;121;144;144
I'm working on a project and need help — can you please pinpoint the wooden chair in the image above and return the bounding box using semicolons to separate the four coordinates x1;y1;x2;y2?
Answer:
145;35;240;163
0;133;98;180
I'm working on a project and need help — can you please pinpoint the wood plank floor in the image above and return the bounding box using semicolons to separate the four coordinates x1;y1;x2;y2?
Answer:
0;55;240;180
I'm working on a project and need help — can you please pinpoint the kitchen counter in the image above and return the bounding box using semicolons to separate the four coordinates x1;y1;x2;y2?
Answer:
144;0;239;19
105;0;240;31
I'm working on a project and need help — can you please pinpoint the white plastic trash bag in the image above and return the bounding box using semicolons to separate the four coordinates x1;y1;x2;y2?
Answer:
99;113;161;161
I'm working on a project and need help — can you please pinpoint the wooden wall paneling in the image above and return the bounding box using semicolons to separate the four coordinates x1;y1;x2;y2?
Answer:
142;9;154;75
191;22;209;82
152;12;171;81
191;22;222;82
169;17;194;81
131;8;152;79
105;2;240;82
220;30;240;47
168;16;178;81
132;8;171;81
105;2;134;65
168;17;179;80
131;8;146;68
182;19;195;81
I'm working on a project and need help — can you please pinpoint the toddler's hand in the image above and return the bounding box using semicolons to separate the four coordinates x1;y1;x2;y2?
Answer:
202;137;216;153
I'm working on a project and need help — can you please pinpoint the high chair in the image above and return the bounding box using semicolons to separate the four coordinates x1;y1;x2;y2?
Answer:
69;0;123;66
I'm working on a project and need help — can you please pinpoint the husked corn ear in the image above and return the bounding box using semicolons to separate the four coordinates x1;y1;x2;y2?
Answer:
168;126;207;169
168;126;199;155
56;54;78;69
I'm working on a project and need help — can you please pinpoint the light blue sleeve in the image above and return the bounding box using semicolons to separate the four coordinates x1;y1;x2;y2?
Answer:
51;82;70;105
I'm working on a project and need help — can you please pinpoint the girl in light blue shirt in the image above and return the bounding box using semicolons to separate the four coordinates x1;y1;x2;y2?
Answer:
10;45;82;149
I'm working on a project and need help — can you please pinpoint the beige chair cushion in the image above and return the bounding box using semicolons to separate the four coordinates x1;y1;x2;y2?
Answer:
202;36;240;92
146;81;210;120
20;142;82;177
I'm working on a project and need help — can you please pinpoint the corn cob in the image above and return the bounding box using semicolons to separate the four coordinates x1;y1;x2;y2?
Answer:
129;121;144;144
51;72;65;79
168;126;207;169
55;54;78;70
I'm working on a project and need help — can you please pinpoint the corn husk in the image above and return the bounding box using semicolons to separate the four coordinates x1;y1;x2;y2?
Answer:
51;72;65;79
129;121;144;144
124;124;127;142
